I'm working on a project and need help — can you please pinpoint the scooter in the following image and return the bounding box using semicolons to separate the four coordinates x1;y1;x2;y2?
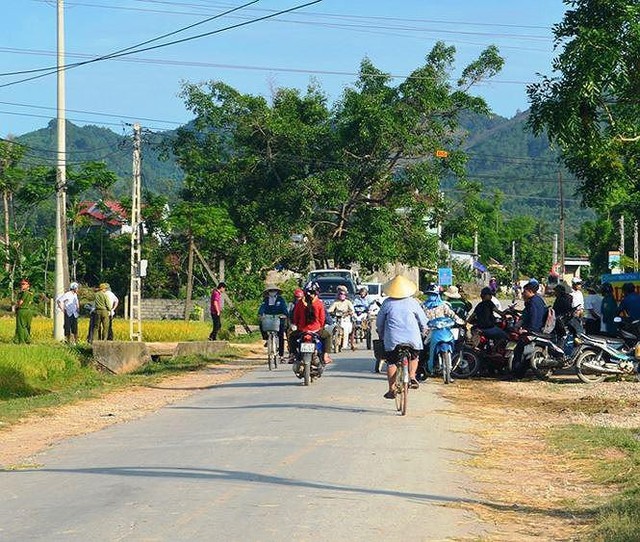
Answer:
293;331;325;386
420;317;458;384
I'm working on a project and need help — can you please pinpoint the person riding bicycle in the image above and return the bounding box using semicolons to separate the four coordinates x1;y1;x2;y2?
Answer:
422;283;465;376
328;285;356;350
290;281;333;364
376;275;428;398
258;284;289;363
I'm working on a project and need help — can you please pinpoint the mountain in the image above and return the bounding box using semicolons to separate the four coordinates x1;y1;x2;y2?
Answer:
17;120;184;198
15;113;593;235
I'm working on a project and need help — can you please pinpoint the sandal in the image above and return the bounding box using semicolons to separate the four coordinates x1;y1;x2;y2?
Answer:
383;390;396;399
409;378;420;389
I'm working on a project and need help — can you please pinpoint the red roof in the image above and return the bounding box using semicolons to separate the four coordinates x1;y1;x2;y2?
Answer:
78;200;128;227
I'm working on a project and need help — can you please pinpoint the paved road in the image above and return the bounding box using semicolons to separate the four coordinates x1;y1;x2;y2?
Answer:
1;348;486;541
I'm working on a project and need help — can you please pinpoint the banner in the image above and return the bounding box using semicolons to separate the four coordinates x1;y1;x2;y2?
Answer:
600;272;640;301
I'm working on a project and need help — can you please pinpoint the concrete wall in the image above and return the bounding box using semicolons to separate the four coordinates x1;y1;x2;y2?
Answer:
140;299;208;320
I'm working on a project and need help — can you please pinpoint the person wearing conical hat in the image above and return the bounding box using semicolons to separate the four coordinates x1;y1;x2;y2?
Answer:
376;275;428;399
258;284;289;363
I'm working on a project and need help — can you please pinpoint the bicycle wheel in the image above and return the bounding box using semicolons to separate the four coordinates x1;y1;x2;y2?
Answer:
401;363;408;416
442;351;452;384
271;334;278;369
394;365;403;412
267;333;275;371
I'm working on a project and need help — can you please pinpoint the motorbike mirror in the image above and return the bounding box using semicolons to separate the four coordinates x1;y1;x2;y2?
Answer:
614;317;622;323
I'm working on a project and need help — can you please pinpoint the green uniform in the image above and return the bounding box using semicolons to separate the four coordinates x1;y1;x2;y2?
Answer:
13;289;34;344
94;290;111;340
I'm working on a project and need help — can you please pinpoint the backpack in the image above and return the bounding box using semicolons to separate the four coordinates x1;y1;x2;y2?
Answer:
542;306;556;334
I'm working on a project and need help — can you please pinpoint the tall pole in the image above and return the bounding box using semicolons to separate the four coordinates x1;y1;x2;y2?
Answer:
619;215;625;273
53;0;67;340
634;220;638;272
552;234;558;273
558;171;565;276
129;124;142;341
511;240;516;284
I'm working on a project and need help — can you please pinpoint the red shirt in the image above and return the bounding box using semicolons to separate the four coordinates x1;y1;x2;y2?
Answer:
210;288;222;315
293;296;325;332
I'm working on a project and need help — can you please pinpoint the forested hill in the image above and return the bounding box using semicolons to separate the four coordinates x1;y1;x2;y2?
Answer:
15;113;592;230
17;120;183;197
458;110;592;232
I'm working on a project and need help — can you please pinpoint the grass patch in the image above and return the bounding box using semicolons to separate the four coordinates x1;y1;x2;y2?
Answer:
550;424;640;541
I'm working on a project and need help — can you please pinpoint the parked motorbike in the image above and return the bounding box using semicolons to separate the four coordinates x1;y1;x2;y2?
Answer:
293;331;325;386
418;317;478;383
470;307;521;375
574;318;640;383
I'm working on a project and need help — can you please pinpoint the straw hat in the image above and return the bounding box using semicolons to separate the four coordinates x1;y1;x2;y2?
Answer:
382;275;417;299
263;284;281;293
443;285;461;299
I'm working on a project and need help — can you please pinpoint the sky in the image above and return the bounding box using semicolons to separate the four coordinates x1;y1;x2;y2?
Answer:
1;0;568;137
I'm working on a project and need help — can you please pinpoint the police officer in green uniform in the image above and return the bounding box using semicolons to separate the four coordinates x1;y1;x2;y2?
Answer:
13;278;34;344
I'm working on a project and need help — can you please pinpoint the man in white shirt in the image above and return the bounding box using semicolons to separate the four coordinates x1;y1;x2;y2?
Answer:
56;282;80;344
571;277;585;315
104;284;119;341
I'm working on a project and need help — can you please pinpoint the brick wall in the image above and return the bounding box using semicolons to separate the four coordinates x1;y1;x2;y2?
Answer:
140;299;208;320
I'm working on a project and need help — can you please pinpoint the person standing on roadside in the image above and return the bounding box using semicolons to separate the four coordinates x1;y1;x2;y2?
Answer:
56;282;80;345
209;282;226;341
93;283;112;341
583;286;603;335
13;278;34;344
104;284;119;340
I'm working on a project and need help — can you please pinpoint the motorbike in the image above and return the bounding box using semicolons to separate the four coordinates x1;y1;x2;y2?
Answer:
330;310;352;352
353;305;375;350
292;331;325;386
418;317;478;383
469;307;521;376
573;317;640;383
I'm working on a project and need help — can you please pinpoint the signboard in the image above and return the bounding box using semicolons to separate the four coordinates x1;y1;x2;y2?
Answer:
438;267;453;286
435;149;449;158
608;250;621;272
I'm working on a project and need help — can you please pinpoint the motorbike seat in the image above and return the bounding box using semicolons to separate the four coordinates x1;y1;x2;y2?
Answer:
529;330;553;339
582;334;625;348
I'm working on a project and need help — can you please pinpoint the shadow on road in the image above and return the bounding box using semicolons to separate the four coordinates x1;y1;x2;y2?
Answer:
168;402;383;414
10;464;580;520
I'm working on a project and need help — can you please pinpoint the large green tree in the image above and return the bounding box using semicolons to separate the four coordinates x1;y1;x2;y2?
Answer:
528;0;640;214
173;42;503;283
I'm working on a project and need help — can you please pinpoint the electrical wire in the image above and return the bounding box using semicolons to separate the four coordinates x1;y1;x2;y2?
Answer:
0;0;323;89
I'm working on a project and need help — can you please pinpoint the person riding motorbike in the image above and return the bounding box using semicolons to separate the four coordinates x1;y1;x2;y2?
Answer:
289;281;333;364
328;285;356;350
443;285;471;317
376;275;428;398
467;286;508;349
422;283;465;376
510;281;547;379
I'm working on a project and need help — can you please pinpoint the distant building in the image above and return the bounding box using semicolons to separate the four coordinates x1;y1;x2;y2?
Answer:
77;200;131;234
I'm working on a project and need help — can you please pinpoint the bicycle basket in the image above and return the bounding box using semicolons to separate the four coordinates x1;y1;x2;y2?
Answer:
262;314;281;332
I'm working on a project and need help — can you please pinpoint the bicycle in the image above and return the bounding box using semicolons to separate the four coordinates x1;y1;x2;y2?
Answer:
392;344;413;416
262;314;283;371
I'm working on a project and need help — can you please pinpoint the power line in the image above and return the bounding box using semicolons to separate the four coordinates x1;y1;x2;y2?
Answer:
0;0;323;89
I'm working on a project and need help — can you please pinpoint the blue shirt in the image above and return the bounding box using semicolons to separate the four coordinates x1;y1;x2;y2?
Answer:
258;295;288;316
522;294;546;332
618;292;640;321
376;297;428;352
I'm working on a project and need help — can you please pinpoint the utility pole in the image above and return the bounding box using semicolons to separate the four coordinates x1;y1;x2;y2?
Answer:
552;234;558;273
634;220;638;272
558;171;565;276
184;235;194;322
473;230;479;262
129;124;142;341
511;240;516;284
53;0;67;340
619;215;625;273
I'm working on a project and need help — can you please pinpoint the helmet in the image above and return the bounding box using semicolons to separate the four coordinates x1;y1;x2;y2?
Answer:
293;288;304;299
571;276;583;285
303;281;319;294
480;287;492;297
336;285;348;294
69;282;79;291
425;283;440;295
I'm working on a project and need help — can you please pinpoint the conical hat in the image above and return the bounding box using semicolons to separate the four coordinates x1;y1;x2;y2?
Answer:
263;284;282;294
382;275;417;299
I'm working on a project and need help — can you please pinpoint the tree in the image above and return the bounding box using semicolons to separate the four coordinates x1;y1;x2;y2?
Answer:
528;0;640;214
173;42;503;281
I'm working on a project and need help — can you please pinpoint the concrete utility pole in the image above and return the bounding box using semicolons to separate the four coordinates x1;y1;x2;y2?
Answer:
558;171;565;276
511;240;516;283
53;0;67;340
552;234;558;272
619;215;625;273
634;220;638;272
129;124;142;341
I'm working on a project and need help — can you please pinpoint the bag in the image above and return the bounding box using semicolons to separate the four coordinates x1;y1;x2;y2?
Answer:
542;307;556;334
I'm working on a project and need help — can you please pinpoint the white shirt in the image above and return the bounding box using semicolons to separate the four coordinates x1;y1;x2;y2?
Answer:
56;291;79;318
571;289;584;310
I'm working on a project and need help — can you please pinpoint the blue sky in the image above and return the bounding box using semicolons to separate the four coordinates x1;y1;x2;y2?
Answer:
1;0;568;136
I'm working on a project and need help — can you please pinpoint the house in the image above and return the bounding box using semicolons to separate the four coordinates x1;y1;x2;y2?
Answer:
77;200;131;234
